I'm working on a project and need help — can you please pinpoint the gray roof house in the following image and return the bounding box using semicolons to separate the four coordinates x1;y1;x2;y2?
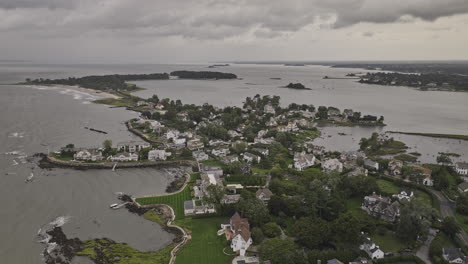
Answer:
442;248;468;264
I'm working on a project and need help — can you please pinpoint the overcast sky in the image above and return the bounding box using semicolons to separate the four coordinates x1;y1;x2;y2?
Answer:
1;0;468;63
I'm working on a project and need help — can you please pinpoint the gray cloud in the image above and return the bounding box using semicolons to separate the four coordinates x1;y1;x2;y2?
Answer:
0;0;467;40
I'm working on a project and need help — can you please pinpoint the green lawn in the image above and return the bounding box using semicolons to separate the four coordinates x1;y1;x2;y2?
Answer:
455;213;468;234
377;179;401;194
202;160;225;167
252;167;270;174
176;217;233;264
136;184;192;220
371;232;406;252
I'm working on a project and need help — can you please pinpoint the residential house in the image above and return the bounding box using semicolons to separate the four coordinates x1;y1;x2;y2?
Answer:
388;159;404;176
209;139;227;147
253;148;269;156
166;129;180;140
361;193;400;222
411;165;433;186
364;159;379;171
340;151;366;162
254;137;275;145
458;182;468;193
347;167;368;177
222;194;241;204
221;213;253;256
221;155;239;164
155;103;165;110
264;104;276;114
136;101;147;106
360;237;385;259
343;109;354;118
243;152;261;163
228;130;242;138
294;152;316;171
392;190;414;202
257;130;268;138
183;200;216;215
256;188;273;204
240;162;252;175
212;147;230;157
199;165;223;177
187;138;204;150
107;152;138;162
148;149;171;161
456;162;468;176
305;141;325;155
442;248;468;264
116;141;150;153
328;259;344;264
296;119;313;129
172;137;186;148
266;117;278;127
192;150;209;161
322;159;343;173
278;122;299;132
74;149;104;162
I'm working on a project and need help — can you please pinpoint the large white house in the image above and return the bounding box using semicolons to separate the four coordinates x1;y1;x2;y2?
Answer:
116;141;150;153
294;152;316;171
456;162;468;176
220;213;253;256
360;237;384;260
74;149;103;162
148;149;171;161
108;152;138;162
322;159;343;173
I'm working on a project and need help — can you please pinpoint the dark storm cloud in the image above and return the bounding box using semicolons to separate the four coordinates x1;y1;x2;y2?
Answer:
0;0;467;39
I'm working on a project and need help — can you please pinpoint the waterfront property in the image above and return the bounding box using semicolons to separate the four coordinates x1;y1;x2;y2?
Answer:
220;213;253;256
361;193;400;222
456;162;468;176
74;149;104;161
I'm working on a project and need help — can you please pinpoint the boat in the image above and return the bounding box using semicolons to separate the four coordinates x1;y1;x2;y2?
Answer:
25;173;34;183
109;203;119;209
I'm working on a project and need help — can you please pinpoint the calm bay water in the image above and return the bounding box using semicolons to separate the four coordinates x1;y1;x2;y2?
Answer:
0;62;467;263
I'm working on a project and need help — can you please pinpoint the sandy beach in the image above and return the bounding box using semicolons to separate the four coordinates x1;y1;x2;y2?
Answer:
47;84;121;99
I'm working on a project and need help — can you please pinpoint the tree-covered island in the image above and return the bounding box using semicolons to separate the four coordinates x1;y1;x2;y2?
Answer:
283;82;311;90
170;70;238;79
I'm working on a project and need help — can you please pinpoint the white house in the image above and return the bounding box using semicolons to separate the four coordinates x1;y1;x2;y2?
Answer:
108;152;138;162
74;149;104;162
360;237;385;260
166;129;180;140
423;176;434;186
220;213;253;256
243;152;261;163
322;159;343;172
187;138;204;150
148;149;171;161
392;190;414;202
117;141;150;153
256;188;273;204
221;155;239;164
294;152;316;171
253;148;269;156
192;150;209;161
183;200;216;216
456;162;468;176
212;147;230;157
264;104;276;114
442;248;468;264
364;159;379;171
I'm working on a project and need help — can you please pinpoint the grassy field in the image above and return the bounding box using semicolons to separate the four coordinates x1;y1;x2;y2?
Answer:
394;153;418;162
377;179;401;194
202;159;225;167
77;239;174;264
175;217;233;264
455;213;468;234
136;184;192;221
371;233;406;252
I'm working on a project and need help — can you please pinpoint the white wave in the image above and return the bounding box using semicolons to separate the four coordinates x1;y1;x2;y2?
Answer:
8;132;25;138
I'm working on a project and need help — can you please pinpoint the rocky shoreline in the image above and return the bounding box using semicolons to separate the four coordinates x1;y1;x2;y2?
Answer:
37;153;196;170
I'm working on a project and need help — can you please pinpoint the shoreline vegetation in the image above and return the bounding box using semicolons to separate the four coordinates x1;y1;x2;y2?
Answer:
387;131;468;141
358;72;468;92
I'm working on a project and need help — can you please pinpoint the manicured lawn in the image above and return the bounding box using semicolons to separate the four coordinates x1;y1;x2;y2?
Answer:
371;232;406;252
252;167;270;174
176;217;233;264
202;160;225;167
377;179;401;194
455;213;468;234
135;184;192;220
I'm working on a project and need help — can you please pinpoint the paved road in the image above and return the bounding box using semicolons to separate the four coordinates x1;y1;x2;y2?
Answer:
416;229;436;264
429;190;468;246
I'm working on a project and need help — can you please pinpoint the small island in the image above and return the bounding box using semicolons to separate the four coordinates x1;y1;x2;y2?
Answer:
170;71;237;79
283;82;311;90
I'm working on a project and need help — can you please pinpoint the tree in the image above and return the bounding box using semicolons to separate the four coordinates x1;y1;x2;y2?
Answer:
262;222;282;238
259;238;300;264
396;199;432;242
331;212;361;244
203;185;225;207
292;217;330;249
456;194;468;215
236;198;270;226
441;217;459;238
436;154;452;165
317;106;328;119
251;227;265;244
102;139;112;155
